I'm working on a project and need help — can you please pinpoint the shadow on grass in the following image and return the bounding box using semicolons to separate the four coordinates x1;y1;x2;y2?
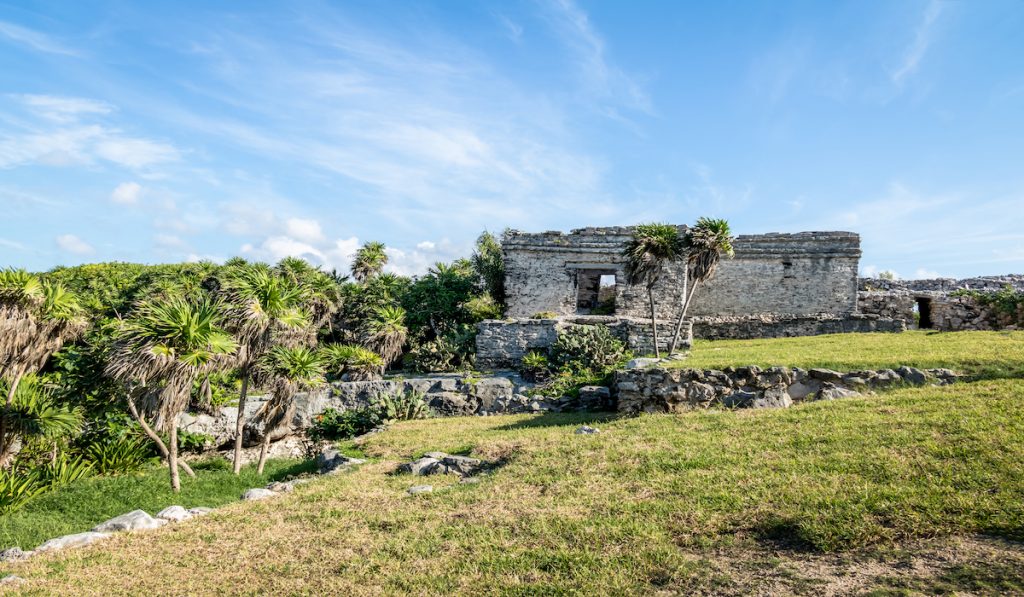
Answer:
493;410;621;431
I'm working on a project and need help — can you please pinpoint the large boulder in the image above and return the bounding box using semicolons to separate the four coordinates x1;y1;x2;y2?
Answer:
36;532;110;553
0;547;31;562
92;510;166;533
156;506;192;523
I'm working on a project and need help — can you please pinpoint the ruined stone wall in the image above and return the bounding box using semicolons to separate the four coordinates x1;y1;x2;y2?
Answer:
857;275;1024;331
503;227;861;321
859;275;1024;293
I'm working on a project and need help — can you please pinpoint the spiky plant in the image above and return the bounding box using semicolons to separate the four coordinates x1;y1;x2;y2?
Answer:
668;218;735;353
365;305;407;367
622;224;685;358
320;344;385;381
0;269;86;467
0;375;83;466
106;296;236;491
252;345;324;474
219;263;310;474
351;242;388;283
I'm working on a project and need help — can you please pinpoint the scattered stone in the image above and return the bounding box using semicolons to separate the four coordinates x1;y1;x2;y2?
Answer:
316;449;366;475
188;507;214;516
265;481;295;493
92;510;166;533
155;505;192;523
786;381;816;400
808;368;845;384
441;455;482;476
407;485;433;495
813;383;861;401
398;453;483;477
241;488;277;501
0;547;31;562
0;575;23;585
897;366;928;385
36;532;110;553
423;451;448;459
625;358;661;370
575;425;600;435
398;456;442;476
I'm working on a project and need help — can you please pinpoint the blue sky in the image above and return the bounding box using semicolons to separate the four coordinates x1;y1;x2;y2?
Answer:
1;0;1022;278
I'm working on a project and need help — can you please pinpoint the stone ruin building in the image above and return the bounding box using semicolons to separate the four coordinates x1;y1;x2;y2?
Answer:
476;225;1024;369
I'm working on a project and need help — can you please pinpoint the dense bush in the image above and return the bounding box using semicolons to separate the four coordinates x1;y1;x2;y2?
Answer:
307;407;379;442
550;325;628;371
405;324;477;373
370;390;431;423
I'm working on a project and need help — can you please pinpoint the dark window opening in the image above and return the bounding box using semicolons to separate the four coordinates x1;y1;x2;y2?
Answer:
915;297;932;329
576;270;617;315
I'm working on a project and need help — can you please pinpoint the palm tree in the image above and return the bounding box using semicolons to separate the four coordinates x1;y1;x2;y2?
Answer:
0;269;86;466
276;259;342;332
668;218;735;354
252;346;324;474
622;224;685;358
365;305;407;367
0;375;83;467
220;264;309;474
351;242;388;282
106;296;236;491
320;344;384;381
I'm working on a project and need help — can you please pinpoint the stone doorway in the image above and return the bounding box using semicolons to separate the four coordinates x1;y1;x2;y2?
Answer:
576;270;617;315
915;297;933;329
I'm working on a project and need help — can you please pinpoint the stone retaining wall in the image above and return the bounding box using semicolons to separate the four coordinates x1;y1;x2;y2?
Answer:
614;365;957;414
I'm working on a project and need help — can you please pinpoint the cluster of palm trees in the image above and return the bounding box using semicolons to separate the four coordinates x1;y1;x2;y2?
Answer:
623;218;735;358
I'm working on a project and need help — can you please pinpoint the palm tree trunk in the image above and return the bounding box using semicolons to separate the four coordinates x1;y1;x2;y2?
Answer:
168;422;181;493
648;286;660;358
256;434;271;475
0;371;25;469
668;267;690;354
127;399;195;478
232;371;250;474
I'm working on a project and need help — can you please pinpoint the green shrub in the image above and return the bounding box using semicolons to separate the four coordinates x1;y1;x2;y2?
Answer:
0;471;47;515
38;454;94;488
307;407;378;442
550;325;627;371
370;390;431;423
405;325;476;373
177;429;214;453
321;344;385;381
530;311;558;319
464;295;503;321
520;351;551;383
87;435;154;475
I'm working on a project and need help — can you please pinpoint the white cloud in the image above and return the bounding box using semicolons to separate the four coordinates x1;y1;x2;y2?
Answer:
891;1;942;85
111;182;143;205
913;268;942;279
241;234;360;273
154;233;186;249
55;234;93;255
284;217;325;243
416;241;436;251
16;94;113;123
94;137;179;168
0;238;26;251
0;21;78;56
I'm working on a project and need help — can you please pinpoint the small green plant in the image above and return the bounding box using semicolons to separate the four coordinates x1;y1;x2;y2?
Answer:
370;390;431;423
520;351;551;383
0;470;47;514
464;295;503;321
177;429;214;453
321;344;385;381
87;434;155;475
530;311;558;319
38;453;94;488
307;407;378;442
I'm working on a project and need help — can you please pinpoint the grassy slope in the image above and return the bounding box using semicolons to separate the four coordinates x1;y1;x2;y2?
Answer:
0;459;314;552
671;330;1024;378
5;378;1023;594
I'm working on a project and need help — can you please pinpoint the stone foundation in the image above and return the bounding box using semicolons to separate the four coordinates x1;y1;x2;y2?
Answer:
614;365;958;414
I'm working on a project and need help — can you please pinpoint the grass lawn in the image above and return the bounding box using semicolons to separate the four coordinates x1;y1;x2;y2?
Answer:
670;329;1024;378
0;458;314;552
4;374;1023;594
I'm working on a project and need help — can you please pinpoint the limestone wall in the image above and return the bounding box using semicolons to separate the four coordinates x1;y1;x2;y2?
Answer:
503;227;861;321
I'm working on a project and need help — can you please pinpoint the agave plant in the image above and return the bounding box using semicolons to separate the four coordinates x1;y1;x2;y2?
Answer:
622;224;685;358
0;375;83;467
106;296;237;491
219;263;309;474
365;305;407;367
252;345;324;473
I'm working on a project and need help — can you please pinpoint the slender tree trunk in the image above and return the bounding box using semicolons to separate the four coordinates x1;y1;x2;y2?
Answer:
648;285;660;358
668;267;690;354
168;422;181;493
232;371;250;474
256;434;271;475
127;398;195;478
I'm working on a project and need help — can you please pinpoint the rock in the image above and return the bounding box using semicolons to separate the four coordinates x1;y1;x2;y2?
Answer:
441;455;482;476
423;451;448;459
0;547;31;562
407;485;433;495
625;358;661;370
575;425;600;435
721;390;758;408
36;531;110;552
316;449;366;475
241;488;277;501
759;386;793;408
398;456;443;476
266;481;295;493
155;505;192;523
92;510;166;533
188;507;214;516
0;575;23;585
813;383;861;401
808;369;844;383
578;386;612;409
896;366;928;385
787;381;816;400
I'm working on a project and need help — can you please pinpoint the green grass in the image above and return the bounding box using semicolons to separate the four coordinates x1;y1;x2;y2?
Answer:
668;330;1024;378
6;376;1024;594
0;458;314;551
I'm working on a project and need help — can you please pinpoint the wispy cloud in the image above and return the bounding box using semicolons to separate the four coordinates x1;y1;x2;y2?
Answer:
55;234;93;255
0;20;78;56
891;1;943;85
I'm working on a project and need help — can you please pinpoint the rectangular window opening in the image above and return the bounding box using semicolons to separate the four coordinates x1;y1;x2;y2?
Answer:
575;270;617;315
